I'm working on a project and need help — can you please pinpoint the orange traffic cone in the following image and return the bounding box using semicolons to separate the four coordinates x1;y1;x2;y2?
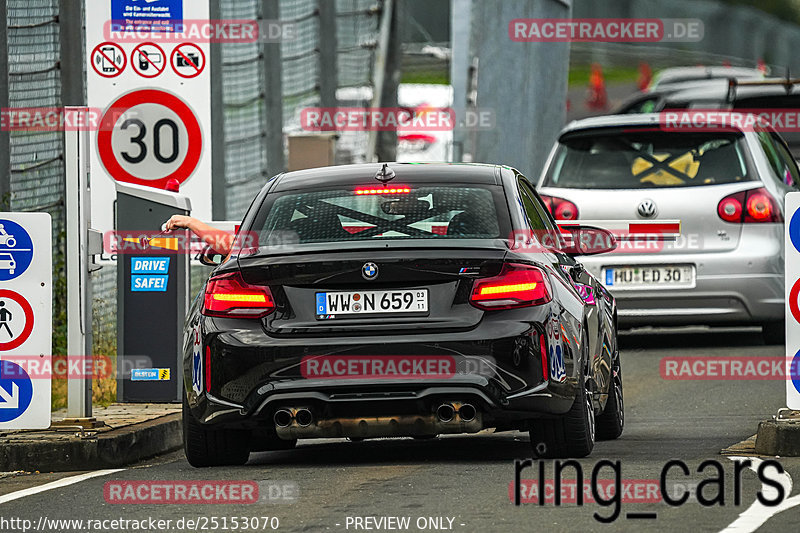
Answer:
586;63;608;110
637;62;652;91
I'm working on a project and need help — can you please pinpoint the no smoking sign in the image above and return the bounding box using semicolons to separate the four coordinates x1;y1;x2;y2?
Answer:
97;89;203;189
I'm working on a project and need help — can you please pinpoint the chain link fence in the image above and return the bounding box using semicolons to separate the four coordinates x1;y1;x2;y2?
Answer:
4;0;67;355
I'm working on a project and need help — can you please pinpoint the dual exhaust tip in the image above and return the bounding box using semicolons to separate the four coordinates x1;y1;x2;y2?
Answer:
275;403;476;428
436;402;476;423
274;408;313;428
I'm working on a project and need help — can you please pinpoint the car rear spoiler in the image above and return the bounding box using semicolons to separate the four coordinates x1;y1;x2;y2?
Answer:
726;76;800;102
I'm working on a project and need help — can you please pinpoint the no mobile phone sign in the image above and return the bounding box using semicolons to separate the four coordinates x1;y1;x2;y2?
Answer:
97;89;203;190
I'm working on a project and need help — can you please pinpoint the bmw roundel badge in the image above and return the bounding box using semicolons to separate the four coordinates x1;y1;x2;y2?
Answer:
362;262;378;280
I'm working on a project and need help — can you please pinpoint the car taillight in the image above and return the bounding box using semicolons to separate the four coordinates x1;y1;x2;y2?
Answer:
717;188;782;223
540;195;579;220
202;272;275;318
470;264;552;310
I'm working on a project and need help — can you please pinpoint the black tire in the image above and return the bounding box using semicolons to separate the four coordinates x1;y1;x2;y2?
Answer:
596;369;624;441
762;321;785;345
183;396;251;467
529;337;595;458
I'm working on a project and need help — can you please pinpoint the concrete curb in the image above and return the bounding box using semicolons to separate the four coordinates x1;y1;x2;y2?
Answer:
0;414;182;472
754;419;800;456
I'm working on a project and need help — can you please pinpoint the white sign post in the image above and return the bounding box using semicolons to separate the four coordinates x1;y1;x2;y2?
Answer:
0;213;52;430
785;193;800;409
85;0;212;236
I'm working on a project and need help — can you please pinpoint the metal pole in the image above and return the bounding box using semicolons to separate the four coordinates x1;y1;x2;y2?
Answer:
0;0;10;209
59;2;94;422
209;0;226;219
262;0;285;177
450;0;472;163
365;0;394;162
375;0;400;162
317;0;338;110
64;119;94;421
58;0;84;106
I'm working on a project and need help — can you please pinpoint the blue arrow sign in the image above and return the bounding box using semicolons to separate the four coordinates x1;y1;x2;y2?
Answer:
0;360;34;422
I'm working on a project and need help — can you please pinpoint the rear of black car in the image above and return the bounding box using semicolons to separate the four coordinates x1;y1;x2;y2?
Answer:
183;164;580;465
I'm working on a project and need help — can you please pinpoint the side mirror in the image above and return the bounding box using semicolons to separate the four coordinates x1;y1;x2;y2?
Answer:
559;225;617;256
198;245;224;267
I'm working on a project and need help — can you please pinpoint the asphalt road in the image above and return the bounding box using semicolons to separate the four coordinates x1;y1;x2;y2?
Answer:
1;327;798;533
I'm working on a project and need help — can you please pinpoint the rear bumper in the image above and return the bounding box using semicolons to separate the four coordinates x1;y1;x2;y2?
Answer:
184;306;584;433
581;237;784;326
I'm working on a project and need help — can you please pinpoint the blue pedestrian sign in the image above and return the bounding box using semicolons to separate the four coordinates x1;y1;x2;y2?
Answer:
0;219;34;282
0;360;34;423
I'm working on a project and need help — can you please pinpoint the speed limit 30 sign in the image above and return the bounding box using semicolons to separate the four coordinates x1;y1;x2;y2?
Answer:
97;89;202;190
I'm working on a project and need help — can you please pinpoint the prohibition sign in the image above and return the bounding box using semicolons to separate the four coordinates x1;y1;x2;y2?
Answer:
790;277;800;324
171;43;206;78
0;289;34;351
97;89;203;190
132;42;166;78
91;42;126;78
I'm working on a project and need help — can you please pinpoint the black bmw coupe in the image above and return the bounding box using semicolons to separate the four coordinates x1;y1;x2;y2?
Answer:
182;163;623;466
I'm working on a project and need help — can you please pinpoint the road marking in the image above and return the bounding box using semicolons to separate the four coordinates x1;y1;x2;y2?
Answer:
721;457;800;532
0;469;124;505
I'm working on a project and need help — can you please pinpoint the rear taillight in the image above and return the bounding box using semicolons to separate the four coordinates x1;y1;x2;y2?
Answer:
717;188;782;223
541;195;579;220
470;264;552;310
202;272;275;318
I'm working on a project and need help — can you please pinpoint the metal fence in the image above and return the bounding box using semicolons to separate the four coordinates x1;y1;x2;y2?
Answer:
572;0;800;74
4;0;67;353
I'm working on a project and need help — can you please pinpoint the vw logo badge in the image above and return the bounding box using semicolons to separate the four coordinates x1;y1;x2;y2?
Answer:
362;262;378;280
637;199;657;218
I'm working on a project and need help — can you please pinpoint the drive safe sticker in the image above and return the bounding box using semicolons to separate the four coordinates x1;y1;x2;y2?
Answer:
130;256;170;292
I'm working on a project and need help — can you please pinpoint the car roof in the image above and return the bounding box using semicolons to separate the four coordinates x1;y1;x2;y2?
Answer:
560;112;756;137
562;113;663;134
661;78;800;104
652;66;764;87
271;162;505;191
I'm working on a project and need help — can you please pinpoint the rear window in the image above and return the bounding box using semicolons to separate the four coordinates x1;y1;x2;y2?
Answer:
543;130;755;189
249;185;507;245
